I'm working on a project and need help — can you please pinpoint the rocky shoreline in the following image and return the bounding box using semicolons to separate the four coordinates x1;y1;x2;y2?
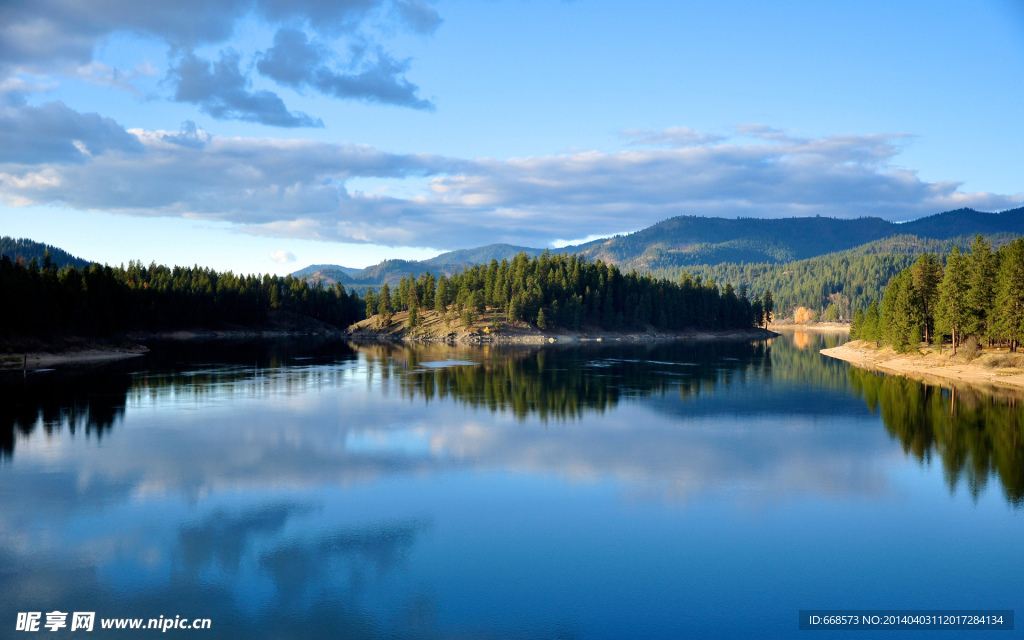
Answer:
346;307;777;345
347;323;776;345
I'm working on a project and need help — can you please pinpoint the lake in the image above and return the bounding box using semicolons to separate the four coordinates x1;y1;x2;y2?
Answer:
1;331;1021;638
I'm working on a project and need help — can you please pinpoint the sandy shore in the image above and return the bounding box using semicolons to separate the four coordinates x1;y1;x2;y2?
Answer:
821;340;1024;391
0;347;149;371
770;322;850;332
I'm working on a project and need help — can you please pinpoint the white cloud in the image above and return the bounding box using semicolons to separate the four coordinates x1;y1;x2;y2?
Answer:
0;0;440;124
269;250;296;263
0;114;1020;249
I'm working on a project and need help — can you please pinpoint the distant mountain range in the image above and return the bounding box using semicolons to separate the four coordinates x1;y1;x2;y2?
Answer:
295;244;546;286
567;207;1024;270
6;207;1022;294
295;206;1024;286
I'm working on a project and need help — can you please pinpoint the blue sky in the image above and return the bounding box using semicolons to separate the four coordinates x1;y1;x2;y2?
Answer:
1;0;1021;274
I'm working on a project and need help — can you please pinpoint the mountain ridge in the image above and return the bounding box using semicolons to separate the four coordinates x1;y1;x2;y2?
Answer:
295;206;1024;285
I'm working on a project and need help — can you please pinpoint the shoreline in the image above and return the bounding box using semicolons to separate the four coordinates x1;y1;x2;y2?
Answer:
130;327;344;342
1;325;777;371
347;308;776;344
770;322;850;333
346;328;777;345
1;347;149;371
821;340;1024;391
1;326;345;371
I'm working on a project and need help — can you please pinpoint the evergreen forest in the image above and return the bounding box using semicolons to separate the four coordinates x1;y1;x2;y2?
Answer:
655;234;1019;321
0;253;365;340
362;251;770;332
850;236;1024;353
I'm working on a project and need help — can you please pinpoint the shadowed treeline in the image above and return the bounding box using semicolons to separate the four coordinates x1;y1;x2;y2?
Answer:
850;368;1024;506
0;368;131;459
0;255;365;341
0;339;358;460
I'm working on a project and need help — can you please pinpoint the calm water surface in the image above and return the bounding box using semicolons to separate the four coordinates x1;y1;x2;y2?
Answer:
1;332;1021;638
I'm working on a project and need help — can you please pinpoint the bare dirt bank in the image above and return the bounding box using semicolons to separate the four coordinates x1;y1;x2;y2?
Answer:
822;340;1024;391
348;308;776;344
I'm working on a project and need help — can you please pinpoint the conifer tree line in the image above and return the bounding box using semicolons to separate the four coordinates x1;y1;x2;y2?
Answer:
362;251;770;331
0;253;365;337
653;234;1018;321
851;236;1024;353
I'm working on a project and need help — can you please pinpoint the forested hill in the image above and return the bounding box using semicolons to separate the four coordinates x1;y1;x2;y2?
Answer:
294;207;1024;285
0;237;92;270
563;207;1024;271
291;264;361;279
428;243;545;265
289;266;355;285
665;233;1019;320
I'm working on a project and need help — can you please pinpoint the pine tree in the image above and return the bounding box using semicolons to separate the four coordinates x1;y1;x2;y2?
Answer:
762;290;774;327
910;253;942;345
363;289;377;319
435;276;449;316
469;290;484;314
378;283;393;328
396;276;410;311
966;235;996;341
863;301;880;344
881;271;921;353
508;293;523;323
937;247;969;354
850;307;864;340
994;238;1024;351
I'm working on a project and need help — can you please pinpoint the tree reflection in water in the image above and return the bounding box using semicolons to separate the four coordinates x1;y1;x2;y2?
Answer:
0;369;130;459
850;368;1024;506
357;340;772;421
0;338;358;460
4;334;1023;507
